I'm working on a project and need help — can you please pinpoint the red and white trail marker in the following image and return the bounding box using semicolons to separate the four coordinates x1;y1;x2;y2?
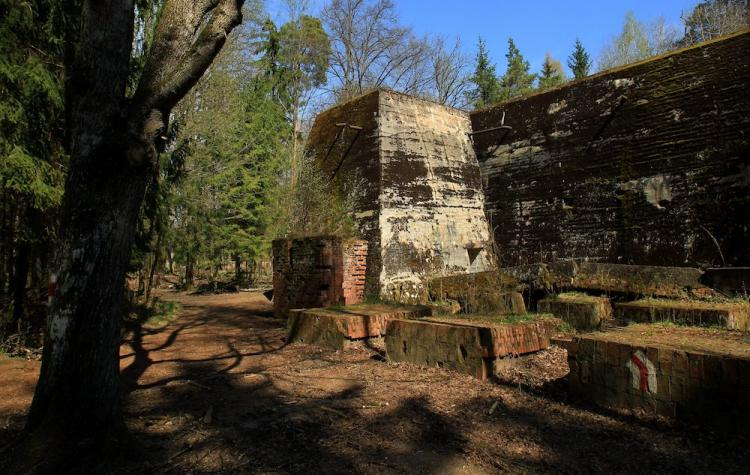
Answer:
48;273;57;306
626;350;657;394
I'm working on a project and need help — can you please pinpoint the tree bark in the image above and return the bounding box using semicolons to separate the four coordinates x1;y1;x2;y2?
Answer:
12;1;244;471
167;246;174;274
234;253;242;283
184;253;194;290
145;232;162;302
10;237;30;335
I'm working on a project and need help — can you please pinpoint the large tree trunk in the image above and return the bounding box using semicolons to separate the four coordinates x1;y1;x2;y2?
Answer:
11;1;244;471
20;0;144;465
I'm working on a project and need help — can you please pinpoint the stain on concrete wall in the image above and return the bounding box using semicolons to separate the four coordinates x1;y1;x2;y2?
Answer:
471;31;750;268
306;90;492;302
377;91;492;302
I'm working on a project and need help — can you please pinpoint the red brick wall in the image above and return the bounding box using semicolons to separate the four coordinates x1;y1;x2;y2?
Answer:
342;240;367;304
273;237;368;314
561;336;750;433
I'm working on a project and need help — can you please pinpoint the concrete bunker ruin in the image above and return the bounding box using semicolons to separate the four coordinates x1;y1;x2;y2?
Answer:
306;89;493;303
270;31;750;433
300;30;750;304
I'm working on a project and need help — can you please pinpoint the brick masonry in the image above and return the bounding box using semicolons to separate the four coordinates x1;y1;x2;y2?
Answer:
272;237;368;314
342;240;368;304
557;335;750;433
471;31;750;268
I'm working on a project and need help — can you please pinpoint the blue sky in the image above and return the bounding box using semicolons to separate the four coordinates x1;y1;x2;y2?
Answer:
269;0;701;76
394;0;700;75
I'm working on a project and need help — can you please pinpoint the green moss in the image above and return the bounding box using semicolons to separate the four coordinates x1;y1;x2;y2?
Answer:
429;312;555;325
553;292;608;303
634;297;750;310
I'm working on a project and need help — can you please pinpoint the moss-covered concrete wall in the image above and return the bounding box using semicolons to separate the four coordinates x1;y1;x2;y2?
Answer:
470;31;750;268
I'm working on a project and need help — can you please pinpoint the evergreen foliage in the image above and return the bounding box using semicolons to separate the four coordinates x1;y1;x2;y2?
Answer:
0;0;66;335
537;53;566;90
467;37;501;109
567;38;592;79
498;38;536;101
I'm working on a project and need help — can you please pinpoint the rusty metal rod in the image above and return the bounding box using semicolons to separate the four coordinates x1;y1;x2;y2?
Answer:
467;125;512;137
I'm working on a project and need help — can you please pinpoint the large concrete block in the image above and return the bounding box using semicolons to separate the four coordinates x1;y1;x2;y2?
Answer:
560;325;750;433
538;293;613;330
427;271;524;314
472;31;750;268
385;319;491;379
287;304;431;351
614;299;750;331
386;316;560;380
505;262;711;298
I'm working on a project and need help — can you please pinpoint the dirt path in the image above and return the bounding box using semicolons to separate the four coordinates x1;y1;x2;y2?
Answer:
1;291;748;474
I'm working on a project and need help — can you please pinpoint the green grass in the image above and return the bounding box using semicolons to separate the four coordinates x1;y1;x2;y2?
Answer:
144;299;182;328
634;296;750;310
430;312;556;325
554;292;608;303
628;320;744;334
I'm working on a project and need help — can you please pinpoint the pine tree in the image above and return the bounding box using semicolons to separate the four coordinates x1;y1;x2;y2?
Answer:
499;38;536;101
538;53;566;90
467;37;501;109
567;38;592;79
0;0;67;336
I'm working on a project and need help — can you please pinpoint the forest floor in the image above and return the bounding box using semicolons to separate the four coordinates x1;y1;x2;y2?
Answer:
1;290;749;474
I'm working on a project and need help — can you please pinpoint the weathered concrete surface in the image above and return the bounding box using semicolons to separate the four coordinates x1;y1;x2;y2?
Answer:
386;316;560;380
471;31;750;268
427;271;523;314
386;319;492;379
538;294;613;330
701;267;750;295
377;91;492;302
556;326;750;433
307;89;492;303
272;237;368;315
287;304;431;351
505;261;711;298
615;299;750;331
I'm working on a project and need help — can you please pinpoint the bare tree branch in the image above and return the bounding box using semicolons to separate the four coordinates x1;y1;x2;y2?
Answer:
322;0;431;102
